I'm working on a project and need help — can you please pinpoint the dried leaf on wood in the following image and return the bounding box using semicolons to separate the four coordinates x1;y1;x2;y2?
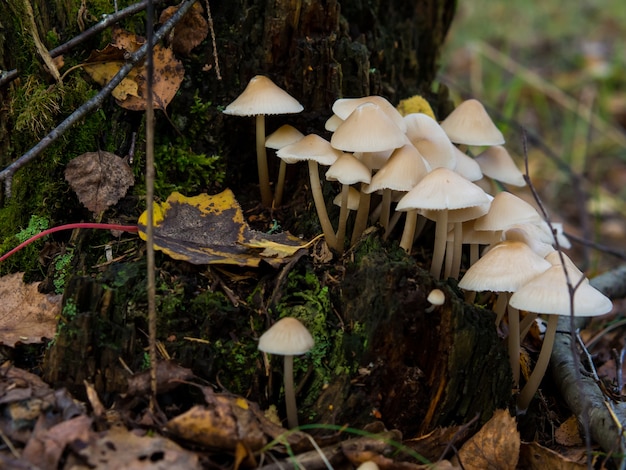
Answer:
555;415;583;447
455;409;520;470
65;151;134;214
166;398;267;451
519;441;590;469
0;272;60;347
82;27;184;110
137;190;308;267
159;3;208;56
22;415;93;469
73;425;201;470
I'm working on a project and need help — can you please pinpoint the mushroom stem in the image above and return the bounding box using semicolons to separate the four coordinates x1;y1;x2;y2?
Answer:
351;186;371;245
431;210;448;279
517;314;558;411
255;115;273;207
450;221;463;279
399;209;418;252
274;159;288;207
307;160;337;250
519;312;538;340
335;184;350;254
494;292;508;326
507;301;520;386
283;354;298;428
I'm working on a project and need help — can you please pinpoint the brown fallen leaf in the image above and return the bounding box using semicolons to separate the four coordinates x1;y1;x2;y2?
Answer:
137;190;308;267
65;150;134;214
455;409;520;470
159;3;208;56
22;414;93;469
0;272;61;346
82;27;184;111
519;441;590;469
72;425;201;470
555;415;584;447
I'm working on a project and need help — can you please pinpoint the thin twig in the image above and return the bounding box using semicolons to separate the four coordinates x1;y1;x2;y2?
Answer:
203;0;221;80
0;0;199;196
144;0;158;414
522;130;594;467
0;0;168;89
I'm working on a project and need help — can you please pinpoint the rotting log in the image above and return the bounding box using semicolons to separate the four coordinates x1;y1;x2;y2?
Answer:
308;237;512;436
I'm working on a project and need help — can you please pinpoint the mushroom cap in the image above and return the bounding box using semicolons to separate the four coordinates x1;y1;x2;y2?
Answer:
324;114;344;132
365;144;429;193
458;240;551;292
440;99;505;146
333;96;407;133
326;153;372;185
223;75;304;116
453;147;483;181
330;102;408;153
396;167;490;212
404;113;457;170
333;186;361;211
265;125;305;150
277;134;342;165
258;317;315;355
509;266;613;317
428;198;491;224
427;288;446;306
354;149;394;170
474;145;526;187
474;191;543;232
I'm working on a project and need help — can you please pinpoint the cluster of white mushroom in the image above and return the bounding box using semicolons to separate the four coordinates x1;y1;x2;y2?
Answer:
225;76;613;413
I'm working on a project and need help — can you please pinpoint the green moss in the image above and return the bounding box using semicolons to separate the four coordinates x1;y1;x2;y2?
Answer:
270;262;351;410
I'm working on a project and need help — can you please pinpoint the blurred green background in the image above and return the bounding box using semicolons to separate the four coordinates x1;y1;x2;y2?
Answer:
438;0;626;272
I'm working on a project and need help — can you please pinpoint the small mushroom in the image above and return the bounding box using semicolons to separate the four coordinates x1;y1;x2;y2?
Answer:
258;317;314;428
223;75;303;207
509;265;612;411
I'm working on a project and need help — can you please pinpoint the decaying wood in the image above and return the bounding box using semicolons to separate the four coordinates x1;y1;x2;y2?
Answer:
549;275;626;465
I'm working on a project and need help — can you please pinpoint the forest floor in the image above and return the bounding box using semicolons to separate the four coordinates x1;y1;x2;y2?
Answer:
1;1;626;469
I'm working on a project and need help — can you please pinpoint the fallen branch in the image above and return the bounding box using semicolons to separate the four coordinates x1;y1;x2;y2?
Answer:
0;0;167;89
0;0;199;197
551;314;626;465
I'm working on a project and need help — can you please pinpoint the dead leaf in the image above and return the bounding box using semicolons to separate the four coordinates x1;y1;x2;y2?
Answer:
166;399;267;451
137;190;308;267
519;441;590;469
455;409;520;470
65;150;134;214
555;415;583;447
0;272;60;346
120;44;184;111
159;3;208;56
82;27;184;110
73;426;201;469
22;414;93;469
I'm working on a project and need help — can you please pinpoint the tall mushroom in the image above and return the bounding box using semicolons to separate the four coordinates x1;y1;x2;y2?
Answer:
265;124;305;207
223;75;303;207
458;240;552;385
325;153;371;253
396;167;490;279
509;265;612;411
277;134;342;250
258;317;314;429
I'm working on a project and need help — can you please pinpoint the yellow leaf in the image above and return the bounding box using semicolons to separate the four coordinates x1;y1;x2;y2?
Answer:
137;190;308;267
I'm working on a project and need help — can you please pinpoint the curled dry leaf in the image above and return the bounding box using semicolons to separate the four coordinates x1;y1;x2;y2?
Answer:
65;151;134;214
159;3;208;56
82;27;184;111
455;409;520;470
0;272;60;347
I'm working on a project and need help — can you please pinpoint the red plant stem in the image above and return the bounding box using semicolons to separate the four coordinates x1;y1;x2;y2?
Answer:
0;223;138;263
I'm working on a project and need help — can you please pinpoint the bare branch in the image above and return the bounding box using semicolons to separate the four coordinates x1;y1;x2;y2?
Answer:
0;0;199;197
